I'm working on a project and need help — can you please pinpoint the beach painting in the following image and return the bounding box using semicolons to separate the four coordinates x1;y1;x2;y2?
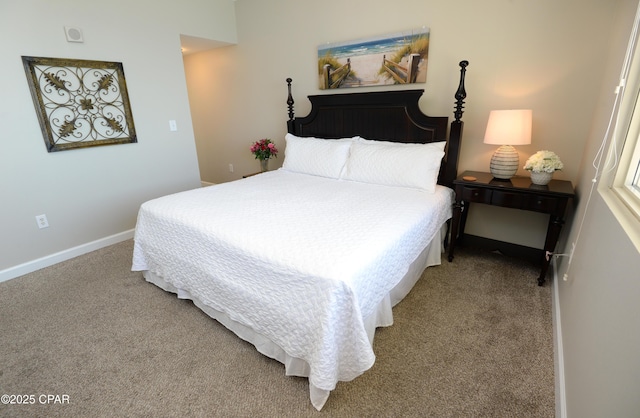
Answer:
317;27;430;89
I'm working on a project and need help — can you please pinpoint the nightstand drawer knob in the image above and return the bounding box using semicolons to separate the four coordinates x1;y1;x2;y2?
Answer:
523;196;558;213
460;186;492;203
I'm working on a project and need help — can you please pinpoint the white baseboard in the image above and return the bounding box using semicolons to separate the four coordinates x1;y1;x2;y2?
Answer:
0;229;134;284
201;181;216;187
552;259;567;418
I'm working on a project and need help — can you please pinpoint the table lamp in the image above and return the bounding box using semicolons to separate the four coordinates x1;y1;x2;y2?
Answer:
483;109;532;180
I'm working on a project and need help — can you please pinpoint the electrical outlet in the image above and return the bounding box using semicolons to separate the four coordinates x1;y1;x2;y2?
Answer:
229;164;234;173
36;214;49;229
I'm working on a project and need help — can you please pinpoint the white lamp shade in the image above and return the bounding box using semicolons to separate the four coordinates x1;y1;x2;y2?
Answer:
484;109;532;179
483;109;532;145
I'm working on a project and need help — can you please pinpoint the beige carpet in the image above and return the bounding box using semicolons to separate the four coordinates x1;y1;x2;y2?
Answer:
0;240;553;417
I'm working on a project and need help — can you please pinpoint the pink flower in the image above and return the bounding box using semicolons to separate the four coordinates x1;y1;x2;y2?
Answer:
250;138;278;160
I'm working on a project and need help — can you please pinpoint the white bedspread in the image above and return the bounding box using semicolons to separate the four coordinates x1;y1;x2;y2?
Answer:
132;170;453;409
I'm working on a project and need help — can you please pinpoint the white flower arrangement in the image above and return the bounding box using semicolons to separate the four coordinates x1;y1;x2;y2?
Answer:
523;150;564;173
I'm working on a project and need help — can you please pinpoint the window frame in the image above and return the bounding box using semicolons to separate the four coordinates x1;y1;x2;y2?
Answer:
623;126;640;196
599;29;640;252
608;84;640;220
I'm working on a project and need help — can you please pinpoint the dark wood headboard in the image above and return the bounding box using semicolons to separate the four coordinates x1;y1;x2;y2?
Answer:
286;60;469;188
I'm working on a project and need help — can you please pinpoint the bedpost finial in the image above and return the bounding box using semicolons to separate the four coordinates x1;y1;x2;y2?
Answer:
286;78;295;121
453;61;469;122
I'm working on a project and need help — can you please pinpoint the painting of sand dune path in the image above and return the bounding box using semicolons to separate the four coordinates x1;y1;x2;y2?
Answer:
317;28;429;89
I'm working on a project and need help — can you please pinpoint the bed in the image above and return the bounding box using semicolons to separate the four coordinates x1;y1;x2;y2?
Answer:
132;60;469;410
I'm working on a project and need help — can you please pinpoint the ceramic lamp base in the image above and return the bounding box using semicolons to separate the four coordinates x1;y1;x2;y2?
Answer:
489;145;519;179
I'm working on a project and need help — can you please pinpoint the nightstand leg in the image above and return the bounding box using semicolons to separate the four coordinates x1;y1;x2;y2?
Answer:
538;215;565;286
448;201;464;262
459;201;470;242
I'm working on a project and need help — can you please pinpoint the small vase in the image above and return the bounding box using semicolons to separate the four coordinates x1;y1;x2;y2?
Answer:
530;171;553;185
260;158;269;172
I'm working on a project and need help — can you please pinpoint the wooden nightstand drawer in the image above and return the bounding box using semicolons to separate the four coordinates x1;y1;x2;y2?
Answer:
523;195;558;213
491;191;524;209
460;186;492;203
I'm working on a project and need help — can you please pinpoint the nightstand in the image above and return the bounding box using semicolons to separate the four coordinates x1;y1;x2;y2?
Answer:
448;171;575;286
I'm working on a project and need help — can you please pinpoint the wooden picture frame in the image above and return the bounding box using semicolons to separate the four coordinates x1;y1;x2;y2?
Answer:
22;56;137;152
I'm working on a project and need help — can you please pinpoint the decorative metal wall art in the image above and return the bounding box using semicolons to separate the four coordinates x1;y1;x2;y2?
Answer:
22;56;137;152
317;27;430;89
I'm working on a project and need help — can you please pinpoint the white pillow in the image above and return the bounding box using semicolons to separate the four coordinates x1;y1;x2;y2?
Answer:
357;136;446;152
282;133;354;178
342;140;445;192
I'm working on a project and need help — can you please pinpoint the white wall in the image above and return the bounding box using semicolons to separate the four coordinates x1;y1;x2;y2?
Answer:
184;0;617;249
0;0;237;278
556;0;640;415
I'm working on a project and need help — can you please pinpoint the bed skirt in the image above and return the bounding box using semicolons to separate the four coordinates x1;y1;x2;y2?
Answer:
142;222;448;410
